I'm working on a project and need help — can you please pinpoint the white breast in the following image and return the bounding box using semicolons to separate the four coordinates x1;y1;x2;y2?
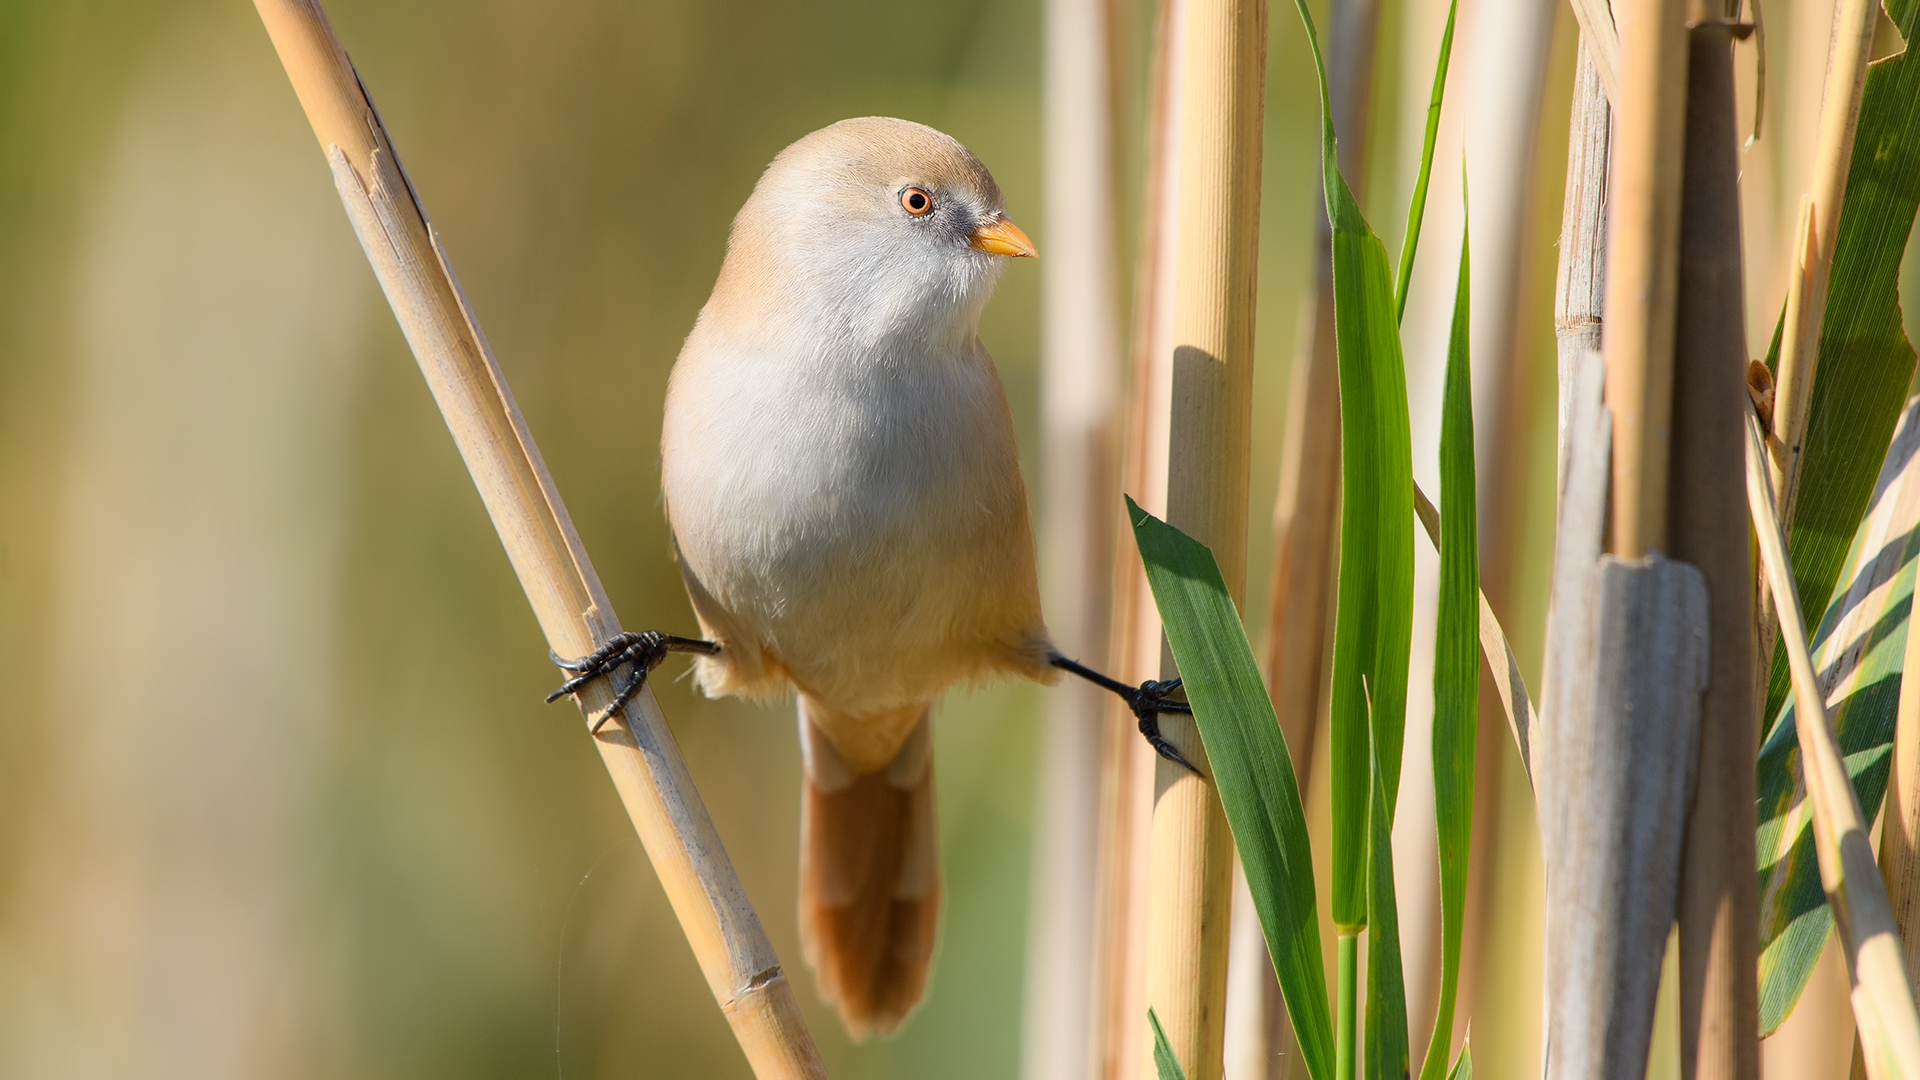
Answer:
661;323;1047;715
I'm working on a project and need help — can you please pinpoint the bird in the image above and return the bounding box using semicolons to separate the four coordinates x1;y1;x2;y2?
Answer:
548;116;1189;1038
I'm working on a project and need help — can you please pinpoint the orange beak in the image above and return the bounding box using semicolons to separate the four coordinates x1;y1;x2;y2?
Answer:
967;215;1037;258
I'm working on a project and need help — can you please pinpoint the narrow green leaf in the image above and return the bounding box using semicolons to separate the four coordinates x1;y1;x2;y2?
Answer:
1761;0;1920;727
1394;0;1460;322
1756;397;1920;1032
1419;215;1478;1080
1285;0;1417;932
1129;497;1335;1080
1447;1042;1473;1080
1149;1008;1188;1080
1364;735;1409;1080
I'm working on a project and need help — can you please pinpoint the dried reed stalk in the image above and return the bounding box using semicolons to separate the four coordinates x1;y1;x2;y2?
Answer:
1767;0;1882;519
1744;409;1920;1078
1023;0;1124;1074
1146;0;1268;1073
1567;0;1624;109
1093;0;1181;1074
1670;25;1759;1080
1555;42;1610;491
249;4;825;1077
1603;0;1691;558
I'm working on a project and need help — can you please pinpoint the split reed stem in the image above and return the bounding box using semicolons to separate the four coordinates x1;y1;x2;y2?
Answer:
249;3;825;1077
1768;0;1882;521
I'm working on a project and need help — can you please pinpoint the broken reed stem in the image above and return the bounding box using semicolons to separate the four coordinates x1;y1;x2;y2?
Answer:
1566;0;1624;109
1555;40;1611;490
1745;408;1920;1079
1093;0;1181;1074
1670;26;1759;1080
248;4;825;1077
1768;0;1881;520
1603;0;1691;558
1148;0;1268;1073
1023;0;1123;1074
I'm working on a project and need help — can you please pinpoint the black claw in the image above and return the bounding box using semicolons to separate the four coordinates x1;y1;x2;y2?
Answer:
1127;678;1201;776
545;631;720;727
1137;711;1203;776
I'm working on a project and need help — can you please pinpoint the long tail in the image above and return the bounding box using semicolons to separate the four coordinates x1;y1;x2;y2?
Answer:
796;696;939;1038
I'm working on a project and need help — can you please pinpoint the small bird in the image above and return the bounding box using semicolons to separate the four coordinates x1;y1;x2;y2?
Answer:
551;117;1188;1037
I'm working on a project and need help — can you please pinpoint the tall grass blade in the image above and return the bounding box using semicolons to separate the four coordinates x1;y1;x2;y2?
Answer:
1365;739;1409;1080
1761;0;1920;727
1129;497;1335;1080
1757;397;1920;1033
1418;220;1477;1080
1393;0;1460;322
1284;0;1416;937
1150;1009;1189;1080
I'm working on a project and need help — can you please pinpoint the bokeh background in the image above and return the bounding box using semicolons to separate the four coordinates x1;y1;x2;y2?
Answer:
0;0;1903;1077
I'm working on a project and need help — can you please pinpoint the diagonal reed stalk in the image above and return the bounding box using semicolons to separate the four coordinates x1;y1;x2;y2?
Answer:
1744;406;1920;1078
248;3;825;1077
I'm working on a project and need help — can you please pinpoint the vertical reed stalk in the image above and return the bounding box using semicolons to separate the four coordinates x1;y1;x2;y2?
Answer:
1767;0;1882;518
1670;23;1759;1080
1025;0;1123;1075
248;3;825;1077
1147;0;1268;1074
1603;0;1690;558
1554;42;1610;485
1094;1;1181;1074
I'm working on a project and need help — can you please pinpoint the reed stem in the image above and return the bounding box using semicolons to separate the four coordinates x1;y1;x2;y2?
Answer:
1145;0;1268;1074
1023;0;1123;1074
1602;0;1691;558
1091;1;1181;1075
248;3;825;1077
1768;0;1882;521
1670;25;1759;1080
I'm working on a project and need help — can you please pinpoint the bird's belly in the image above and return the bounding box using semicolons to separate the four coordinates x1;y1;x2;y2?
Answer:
663;351;1040;709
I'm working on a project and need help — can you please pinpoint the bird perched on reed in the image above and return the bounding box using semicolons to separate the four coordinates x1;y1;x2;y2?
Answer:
551;116;1187;1037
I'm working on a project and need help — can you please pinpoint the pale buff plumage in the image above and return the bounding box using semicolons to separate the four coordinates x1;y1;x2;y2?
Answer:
659;117;1052;1035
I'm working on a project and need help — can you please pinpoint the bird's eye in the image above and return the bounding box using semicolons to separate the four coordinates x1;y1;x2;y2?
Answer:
901;187;933;215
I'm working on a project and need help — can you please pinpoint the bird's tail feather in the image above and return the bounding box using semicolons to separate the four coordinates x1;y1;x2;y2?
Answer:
797;696;939;1039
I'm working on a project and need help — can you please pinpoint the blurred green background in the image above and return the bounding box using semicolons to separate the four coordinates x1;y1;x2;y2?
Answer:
0;1;1344;1076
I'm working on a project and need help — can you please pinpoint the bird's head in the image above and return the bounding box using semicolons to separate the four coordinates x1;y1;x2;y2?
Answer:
707;117;1035;352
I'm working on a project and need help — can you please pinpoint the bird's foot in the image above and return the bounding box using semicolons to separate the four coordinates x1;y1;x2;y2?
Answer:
1047;653;1202;774
546;631;719;732
1126;678;1201;776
